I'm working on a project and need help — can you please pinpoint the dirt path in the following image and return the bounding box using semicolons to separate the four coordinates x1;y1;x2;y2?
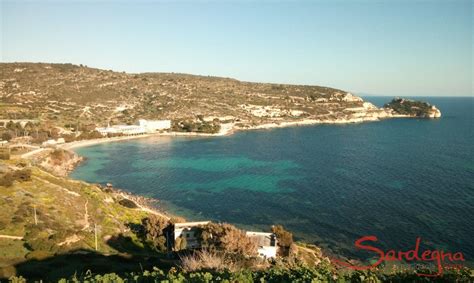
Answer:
20;147;48;159
0;235;23;240
81;200;90;231
32;176;80;197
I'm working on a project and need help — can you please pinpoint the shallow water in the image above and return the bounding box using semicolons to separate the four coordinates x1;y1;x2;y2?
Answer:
71;97;474;261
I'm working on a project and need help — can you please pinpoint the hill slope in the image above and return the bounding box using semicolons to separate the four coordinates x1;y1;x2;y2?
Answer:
0;159;168;279
0;63;390;129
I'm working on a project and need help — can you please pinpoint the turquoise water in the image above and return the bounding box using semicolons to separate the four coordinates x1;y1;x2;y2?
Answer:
71;97;474;261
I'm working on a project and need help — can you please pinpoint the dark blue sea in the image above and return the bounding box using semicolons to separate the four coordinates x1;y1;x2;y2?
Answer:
71;97;474;261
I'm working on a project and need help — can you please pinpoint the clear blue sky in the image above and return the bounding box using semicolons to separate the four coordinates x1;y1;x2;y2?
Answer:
1;0;472;96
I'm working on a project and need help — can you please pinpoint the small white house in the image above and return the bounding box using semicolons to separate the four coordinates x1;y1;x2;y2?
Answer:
173;221;210;249
246;231;278;258
42;139;57;147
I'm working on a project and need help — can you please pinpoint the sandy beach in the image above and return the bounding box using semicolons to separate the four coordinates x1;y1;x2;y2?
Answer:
60;123;236;150
58;115;405;151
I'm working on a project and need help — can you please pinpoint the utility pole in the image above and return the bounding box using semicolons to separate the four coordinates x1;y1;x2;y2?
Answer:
33;205;37;225
94;223;98;251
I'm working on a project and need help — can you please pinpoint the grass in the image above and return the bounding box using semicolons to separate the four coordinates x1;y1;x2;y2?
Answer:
0;160;163;279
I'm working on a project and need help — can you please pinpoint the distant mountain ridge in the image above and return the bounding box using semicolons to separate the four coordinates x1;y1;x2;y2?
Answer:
0;62;396;131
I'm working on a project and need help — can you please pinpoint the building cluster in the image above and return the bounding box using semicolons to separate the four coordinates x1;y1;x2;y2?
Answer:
96;119;171;136
173;221;278;258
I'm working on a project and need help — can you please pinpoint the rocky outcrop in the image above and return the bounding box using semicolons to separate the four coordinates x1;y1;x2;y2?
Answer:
38;148;83;177
425;105;442;118
383;98;442;119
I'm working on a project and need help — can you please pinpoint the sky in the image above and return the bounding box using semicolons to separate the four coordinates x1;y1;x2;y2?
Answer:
1;0;472;96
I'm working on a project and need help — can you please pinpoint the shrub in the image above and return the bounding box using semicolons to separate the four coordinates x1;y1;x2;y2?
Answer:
272;225;293;256
12;168;32;182
118;198;138;209
180;250;230;272
0;172;14;187
1;132;13;141
0;148;10;160
141;215;171;252
197;223;257;256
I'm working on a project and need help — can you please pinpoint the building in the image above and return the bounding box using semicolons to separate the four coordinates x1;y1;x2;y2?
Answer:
41;138;66;147
172;221;279;259
96;119;171;136
173;221;210;250
246;231;278;258
96;124;146;136
138;119;171;132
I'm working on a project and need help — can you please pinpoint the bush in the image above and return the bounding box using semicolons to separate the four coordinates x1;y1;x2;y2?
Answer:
12;168;32;182
1;132;13;141
118;198;138;209
272;225;293;256
141;215;171;252
0;148;10;160
180;250;230;272
0;172;14;187
197;223;257;256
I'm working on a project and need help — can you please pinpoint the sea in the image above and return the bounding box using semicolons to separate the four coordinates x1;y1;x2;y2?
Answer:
71;96;473;262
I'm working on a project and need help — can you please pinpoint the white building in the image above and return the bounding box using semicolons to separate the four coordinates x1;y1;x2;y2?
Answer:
96;119;171;136
246;231;278;258
173;221;210;250
42;139;57;147
96;124;146;136
138;119;171;132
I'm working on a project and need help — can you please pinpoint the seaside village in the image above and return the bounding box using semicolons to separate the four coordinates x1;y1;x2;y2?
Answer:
43;119;172;147
0;119;172;149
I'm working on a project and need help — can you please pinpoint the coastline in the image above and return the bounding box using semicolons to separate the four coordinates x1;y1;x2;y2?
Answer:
57;115;402;222
59;115;409;151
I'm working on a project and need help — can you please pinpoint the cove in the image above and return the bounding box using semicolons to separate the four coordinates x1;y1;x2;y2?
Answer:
70;97;474;261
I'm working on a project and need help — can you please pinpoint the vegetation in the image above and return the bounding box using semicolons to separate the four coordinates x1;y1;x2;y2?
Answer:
0;161;157;280
180;250;230;272
384;98;437;117
1;62;382;140
271;225;294;256
196;223;257;257
172;119;221;134
140;215;171;252
7;264;473;282
0;147;10;160
0;167;31;187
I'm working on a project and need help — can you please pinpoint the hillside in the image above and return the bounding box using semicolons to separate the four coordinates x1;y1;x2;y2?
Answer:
0;63;391;131
0;159;173;280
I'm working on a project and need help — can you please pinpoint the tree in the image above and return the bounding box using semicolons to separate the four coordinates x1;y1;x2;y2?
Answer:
174;235;187;251
12;168;32;182
141;215;170;252
1;132;13;141
197;223;257;256
271;225;293;256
